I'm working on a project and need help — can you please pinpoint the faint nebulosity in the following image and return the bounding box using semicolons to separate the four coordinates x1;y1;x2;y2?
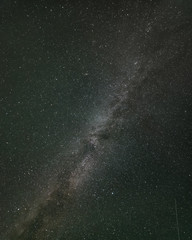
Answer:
0;0;192;239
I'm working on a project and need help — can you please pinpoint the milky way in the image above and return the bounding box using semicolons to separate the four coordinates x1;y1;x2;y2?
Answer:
1;0;192;239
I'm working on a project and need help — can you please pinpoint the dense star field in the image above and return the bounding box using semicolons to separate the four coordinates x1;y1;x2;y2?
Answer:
0;0;192;239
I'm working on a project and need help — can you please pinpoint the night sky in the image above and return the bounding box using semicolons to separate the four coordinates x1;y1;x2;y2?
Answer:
0;0;192;239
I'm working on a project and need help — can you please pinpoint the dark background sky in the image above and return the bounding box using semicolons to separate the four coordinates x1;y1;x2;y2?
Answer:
0;0;125;232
